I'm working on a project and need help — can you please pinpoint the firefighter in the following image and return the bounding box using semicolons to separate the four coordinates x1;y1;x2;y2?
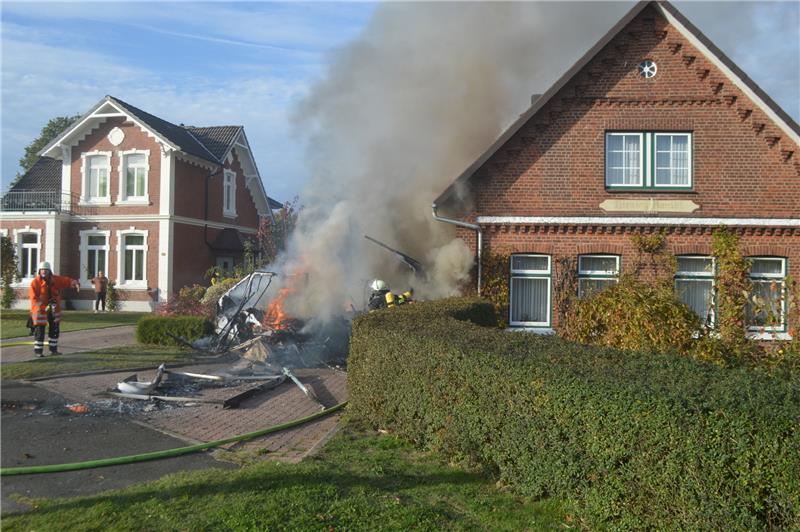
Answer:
29;261;80;357
368;280;413;311
368;279;391;310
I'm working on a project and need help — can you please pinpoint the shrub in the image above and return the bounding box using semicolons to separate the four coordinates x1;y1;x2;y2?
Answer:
562;274;701;355
136;316;212;346
156;284;208;317
105;280;118;312
348;298;800;530
200;277;239;316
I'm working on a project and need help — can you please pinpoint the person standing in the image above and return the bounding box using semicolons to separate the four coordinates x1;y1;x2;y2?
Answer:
29;261;80;357
91;270;109;312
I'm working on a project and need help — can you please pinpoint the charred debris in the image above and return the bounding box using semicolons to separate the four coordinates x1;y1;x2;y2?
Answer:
108;235;423;412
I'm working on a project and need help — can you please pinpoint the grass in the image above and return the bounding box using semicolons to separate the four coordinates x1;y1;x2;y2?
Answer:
0;345;192;380
0;310;148;339
1;426;572;530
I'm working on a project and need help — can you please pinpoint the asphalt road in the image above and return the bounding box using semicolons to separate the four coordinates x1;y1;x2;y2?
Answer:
1;380;235;514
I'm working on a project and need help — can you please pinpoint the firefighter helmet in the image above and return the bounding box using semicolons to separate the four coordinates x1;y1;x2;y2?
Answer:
38;261;52;272
369;279;388;291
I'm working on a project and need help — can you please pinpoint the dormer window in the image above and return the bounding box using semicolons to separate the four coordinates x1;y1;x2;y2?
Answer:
223;169;237;217
118;150;150;204
81;151;111;204
605;132;692;189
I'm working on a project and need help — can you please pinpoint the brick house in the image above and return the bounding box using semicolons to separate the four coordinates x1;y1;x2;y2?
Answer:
0;95;278;310
433;1;799;339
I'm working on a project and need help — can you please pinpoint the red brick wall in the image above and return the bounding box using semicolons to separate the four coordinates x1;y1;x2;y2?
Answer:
173;158;207;219
468;6;799;219
458;225;800;330
174;150;260;229
172;222;219;290
71;117;162;215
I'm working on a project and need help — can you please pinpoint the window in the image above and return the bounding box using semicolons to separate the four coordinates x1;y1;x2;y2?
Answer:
223;170;237;217
578;255;620;298
18;232;40;279
746;258;786;331
80;231;110;283
605;133;643;186
216;256;234;273
509;255;551;327
605;132;692;189
119;150;149;203
82;152;111;202
675;256;715;328
117;230;148;288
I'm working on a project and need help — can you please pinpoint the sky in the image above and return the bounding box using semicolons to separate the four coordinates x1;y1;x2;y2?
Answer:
1;1;798;203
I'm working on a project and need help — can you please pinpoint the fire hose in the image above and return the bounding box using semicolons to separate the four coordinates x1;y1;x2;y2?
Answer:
1;341;35;347
0;401;347;476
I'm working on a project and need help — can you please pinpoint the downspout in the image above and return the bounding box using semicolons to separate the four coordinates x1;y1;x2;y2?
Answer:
432;203;482;296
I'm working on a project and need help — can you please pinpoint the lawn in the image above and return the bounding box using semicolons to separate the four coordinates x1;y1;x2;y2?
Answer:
1;426;571;530
0;345;192;380
0;310;147;339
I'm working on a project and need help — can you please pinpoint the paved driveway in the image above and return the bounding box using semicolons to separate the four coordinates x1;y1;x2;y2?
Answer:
1;326;137;364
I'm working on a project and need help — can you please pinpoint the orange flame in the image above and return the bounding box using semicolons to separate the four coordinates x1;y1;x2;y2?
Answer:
263;287;293;330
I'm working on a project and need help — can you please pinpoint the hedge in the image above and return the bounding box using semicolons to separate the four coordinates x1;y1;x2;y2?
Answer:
348;298;800;530
136;316;212;346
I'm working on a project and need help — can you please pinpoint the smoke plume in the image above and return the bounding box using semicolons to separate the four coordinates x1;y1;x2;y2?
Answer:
277;2;627;320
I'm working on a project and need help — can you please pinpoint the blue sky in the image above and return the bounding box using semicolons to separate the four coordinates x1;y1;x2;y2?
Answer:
1;1;798;202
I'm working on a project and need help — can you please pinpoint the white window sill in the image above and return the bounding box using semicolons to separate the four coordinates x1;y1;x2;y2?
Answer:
746;331;792;341
116;284;148;291
117;198;150;206
223;212;238;219
79;199;112;207
506;327;555;335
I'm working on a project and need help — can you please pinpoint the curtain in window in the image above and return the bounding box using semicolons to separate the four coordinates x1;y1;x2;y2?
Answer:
676;279;713;325
671;135;688;185
510;277;547;323
624;135;640;185
579;256;617;273
511;256;548;271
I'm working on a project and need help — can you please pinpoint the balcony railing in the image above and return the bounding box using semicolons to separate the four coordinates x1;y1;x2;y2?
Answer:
0;191;97;215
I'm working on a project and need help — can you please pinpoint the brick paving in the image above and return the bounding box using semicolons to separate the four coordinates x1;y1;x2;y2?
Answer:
36;361;347;463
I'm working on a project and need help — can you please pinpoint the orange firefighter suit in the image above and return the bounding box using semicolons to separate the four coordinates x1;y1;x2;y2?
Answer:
29;275;73;326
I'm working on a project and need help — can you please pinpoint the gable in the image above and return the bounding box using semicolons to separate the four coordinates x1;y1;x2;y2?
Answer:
434;1;800;210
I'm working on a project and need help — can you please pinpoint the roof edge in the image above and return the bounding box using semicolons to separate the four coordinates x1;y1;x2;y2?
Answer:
433;1;651;207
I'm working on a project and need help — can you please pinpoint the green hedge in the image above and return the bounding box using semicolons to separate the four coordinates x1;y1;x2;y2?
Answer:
348;298;800;529
136;316;212;346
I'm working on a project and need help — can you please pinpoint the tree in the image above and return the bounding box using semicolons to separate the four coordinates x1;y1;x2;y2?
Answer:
1;236;20;309
256;197;300;266
11;115;81;187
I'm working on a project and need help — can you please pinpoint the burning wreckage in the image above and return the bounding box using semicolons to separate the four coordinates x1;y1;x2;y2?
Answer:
109;235;420;410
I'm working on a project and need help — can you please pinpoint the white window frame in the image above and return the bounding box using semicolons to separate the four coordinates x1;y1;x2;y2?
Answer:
605;132;692;189
653;133;692;188
674;255;716;328
80;150;112;205
117;149;150;205
509;254;551;328
223;169;237;218
116;228;149;289
577;254;620;298
79;229;111;285
746;257;787;333
13;227;42;281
